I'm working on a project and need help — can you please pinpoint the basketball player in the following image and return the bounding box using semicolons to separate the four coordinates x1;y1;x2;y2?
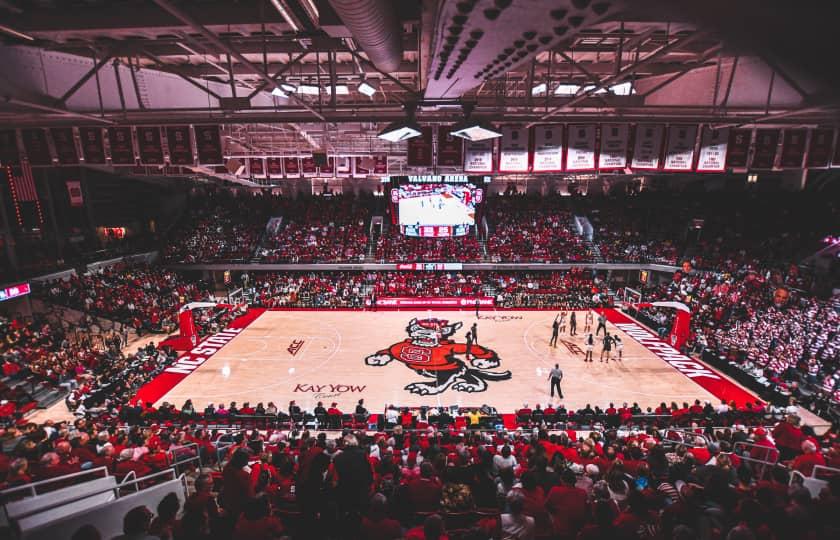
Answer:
584;311;593;332
550;315;560;348
475;298;481;318
585;334;594;362
471;322;478;345
548;363;564;399
558;311;567;334
569;312;577;336
600;332;612;362
596;312;607;336
613;335;623;360
465;331;474;360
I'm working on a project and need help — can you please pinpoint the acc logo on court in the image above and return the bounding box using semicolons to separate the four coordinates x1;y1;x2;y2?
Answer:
364;318;511;395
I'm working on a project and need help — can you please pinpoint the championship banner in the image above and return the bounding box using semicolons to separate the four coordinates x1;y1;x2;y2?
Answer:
407;126;434;167
78;127;106;164
65;180;84;207
194;125;223;165
463;139;494;173
319;157;335;176
532;125;564;172
280;157;298;178
50;128;78;165
751;129;780;169
695;126;729;172
780;129;807;169
498;126;530;172
21;128;51;166
0;130;18;166
107;127;134;165
375;297;495;308
248;157;266;178
437;126;463;167
725;129;751;168
631;124;664;170
565;124;597;171
806;128;834;168
663;125;698;171
137;127;164;165
301;156;317;177
334;156;352;177
165;126;193;165
597;124;629;170
355;155;388;175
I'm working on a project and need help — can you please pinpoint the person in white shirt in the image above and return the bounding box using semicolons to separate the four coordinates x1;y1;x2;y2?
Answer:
715;400;730;414
500;490;535;540
385;405;399;425
493;445;518;474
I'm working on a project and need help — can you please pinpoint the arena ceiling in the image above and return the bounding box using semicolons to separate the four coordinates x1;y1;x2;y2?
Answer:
0;0;838;155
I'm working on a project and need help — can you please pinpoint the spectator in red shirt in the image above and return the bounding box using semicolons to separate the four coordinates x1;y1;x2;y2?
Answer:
232;494;284;540
791;440;826;477
545;469;588;539
405;513;449;540
772;415;805;461
361;493;402;540
221;449;255;519
406;462;443;512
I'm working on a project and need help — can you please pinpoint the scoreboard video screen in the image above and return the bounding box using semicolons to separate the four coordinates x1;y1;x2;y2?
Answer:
397;183;480;237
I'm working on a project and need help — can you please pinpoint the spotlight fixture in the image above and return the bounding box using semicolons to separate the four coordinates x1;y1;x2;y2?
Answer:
377;103;422;142
357;79;380;97
271;87;288;97
450;104;502;142
326;84;350;95
295;84;321;95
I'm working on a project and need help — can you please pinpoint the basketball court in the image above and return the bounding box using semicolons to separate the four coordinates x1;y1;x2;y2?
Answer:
139;308;759;414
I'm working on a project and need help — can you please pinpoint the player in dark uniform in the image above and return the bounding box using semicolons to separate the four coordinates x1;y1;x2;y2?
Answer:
550;315;560;347
569;312;577;336
471;322;478;345
600;332;612;362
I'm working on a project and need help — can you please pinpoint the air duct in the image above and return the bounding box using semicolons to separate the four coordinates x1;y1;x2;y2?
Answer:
327;0;403;73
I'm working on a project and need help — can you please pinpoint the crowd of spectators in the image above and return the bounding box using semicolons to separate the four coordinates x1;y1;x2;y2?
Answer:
2;402;839;539
163;191;277;264
37;264;212;336
485;197;592;263
244;270;609;310
256;195;372;263
375;233;484;263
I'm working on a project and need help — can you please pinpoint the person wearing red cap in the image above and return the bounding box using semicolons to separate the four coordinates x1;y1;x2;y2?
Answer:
749;428;779;463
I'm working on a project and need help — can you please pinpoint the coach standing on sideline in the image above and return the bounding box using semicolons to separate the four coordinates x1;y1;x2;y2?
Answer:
548;364;564;399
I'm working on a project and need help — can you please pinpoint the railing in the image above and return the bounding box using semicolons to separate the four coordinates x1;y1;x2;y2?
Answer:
166;442;202;476
8;468;180;525
0;467;110;500
790;464;840;498
733;440;780;480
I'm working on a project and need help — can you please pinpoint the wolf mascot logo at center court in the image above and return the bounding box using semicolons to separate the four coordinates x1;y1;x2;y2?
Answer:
365;318;511;395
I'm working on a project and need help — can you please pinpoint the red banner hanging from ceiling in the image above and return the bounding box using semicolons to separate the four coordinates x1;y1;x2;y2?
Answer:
248;157;266;178
137;127;164;165
107;127;134;165
407;126;433;167
21;128;51;166
79;127;106;164
751;129;780;169
280;157;298;178
725;129;751;168
437;126;463;167
50;128;78;165
194;125;223;165
779;129;807;169
806;129;834;168
166;126;193;165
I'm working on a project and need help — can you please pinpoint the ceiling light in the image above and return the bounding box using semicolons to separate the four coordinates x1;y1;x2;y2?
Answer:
327;84;349;95
583;85;608;95
295;84;320;95
609;82;634;96
279;81;297;92
378;103;422;142
357;79;379;97
450;103;502;141
451;121;503;141
554;83;580;95
531;82;547;96
378;121;422;142
271;87;288;97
